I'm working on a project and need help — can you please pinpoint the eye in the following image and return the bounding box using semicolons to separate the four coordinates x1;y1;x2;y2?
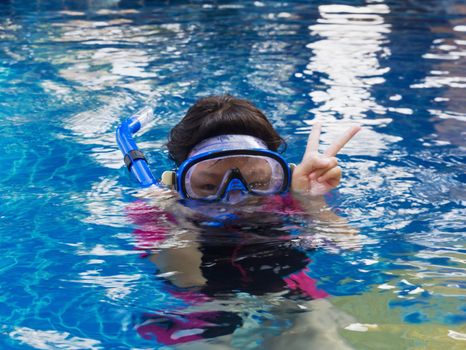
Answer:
200;184;218;192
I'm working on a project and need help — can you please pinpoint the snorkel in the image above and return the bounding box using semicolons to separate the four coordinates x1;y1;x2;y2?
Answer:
116;107;158;187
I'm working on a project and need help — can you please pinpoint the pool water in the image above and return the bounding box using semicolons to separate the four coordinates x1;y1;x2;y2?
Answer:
0;0;465;349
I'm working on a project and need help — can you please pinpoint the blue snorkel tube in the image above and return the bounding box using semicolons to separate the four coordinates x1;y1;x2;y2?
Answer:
116;107;158;187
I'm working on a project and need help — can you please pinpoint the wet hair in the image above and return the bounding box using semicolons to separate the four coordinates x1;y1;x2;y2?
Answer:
167;95;286;165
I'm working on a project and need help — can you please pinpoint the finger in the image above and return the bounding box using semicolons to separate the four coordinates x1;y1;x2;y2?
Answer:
303;122;322;159
295;154;328;176
317;166;341;183
324;125;361;157
308;157;338;180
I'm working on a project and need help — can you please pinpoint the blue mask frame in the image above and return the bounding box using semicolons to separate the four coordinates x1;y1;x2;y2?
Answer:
174;149;292;201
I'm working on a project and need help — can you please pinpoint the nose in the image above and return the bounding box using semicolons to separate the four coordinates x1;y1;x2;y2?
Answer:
225;189;248;204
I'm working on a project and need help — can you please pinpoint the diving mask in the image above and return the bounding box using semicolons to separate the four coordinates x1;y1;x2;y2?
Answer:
161;135;291;201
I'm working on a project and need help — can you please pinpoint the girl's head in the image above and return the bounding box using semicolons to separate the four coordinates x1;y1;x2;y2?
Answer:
167;95;285;165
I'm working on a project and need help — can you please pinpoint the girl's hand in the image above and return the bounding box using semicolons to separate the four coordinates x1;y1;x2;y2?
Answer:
291;123;361;196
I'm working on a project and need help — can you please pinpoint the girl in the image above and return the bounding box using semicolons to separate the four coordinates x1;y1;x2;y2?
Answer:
118;95;360;348
161;95;360;201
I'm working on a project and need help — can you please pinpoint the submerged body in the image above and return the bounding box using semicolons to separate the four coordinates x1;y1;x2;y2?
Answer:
129;193;355;347
117;96;361;346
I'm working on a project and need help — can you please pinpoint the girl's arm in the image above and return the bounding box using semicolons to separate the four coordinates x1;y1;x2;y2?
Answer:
292;193;358;236
149;231;207;288
290;124;361;235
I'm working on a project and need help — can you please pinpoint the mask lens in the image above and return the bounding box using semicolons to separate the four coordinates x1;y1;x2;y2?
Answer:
183;155;286;200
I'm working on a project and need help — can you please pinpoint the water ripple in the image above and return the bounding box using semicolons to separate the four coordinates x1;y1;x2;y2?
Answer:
0;0;465;349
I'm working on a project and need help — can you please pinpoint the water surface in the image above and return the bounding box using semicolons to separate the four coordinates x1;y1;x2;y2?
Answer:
0;0;465;349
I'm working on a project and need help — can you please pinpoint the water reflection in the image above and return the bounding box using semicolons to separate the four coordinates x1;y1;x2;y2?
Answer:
34;12;194;170
300;2;399;157
1;0;465;349
306;3;391;120
411;2;466;147
9;327;101;350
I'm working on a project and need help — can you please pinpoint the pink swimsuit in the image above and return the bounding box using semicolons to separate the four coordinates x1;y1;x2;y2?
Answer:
128;194;328;344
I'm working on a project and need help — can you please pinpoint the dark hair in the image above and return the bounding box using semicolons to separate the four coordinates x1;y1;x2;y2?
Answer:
167;95;286;165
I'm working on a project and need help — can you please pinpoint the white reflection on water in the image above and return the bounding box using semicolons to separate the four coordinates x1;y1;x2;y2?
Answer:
297;120;401;156
413;36;466;89
306;3;391;120
410;2;466;148
64;95;165;169
300;2;398;156
448;330;466;341
74;270;142;300
248;39;298;96
65;95;136;169
44;18;193;169
247;17;304;124
82;177;131;227
44;16;190;99
9;327;102;350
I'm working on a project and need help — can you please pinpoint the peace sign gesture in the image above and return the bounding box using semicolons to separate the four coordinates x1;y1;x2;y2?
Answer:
291;123;361;196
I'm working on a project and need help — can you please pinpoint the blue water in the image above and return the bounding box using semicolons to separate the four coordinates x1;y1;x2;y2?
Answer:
0;0;465;349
